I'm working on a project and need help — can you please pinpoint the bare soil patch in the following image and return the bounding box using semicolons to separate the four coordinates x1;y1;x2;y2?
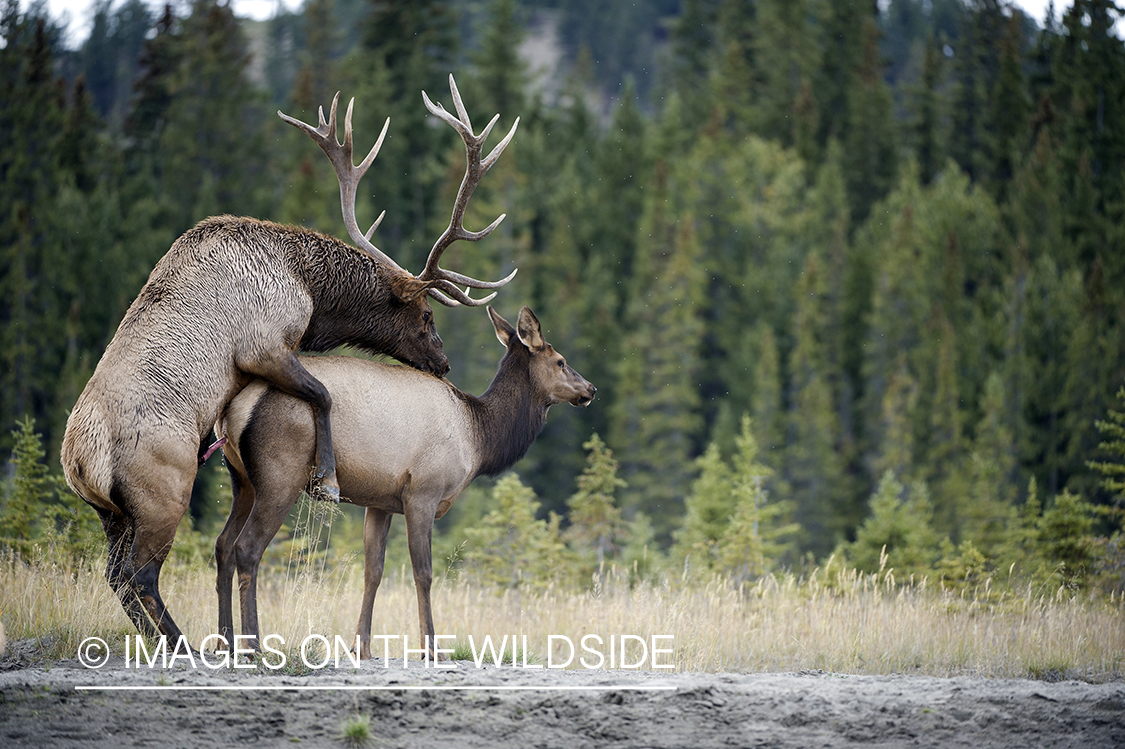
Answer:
1;646;1122;748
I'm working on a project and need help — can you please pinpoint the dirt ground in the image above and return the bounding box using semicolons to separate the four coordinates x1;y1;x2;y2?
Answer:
1;643;1123;749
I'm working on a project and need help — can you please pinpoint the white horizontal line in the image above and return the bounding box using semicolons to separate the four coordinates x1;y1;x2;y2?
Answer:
75;684;677;692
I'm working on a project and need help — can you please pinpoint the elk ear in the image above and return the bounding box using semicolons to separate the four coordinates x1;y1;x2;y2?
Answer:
516;306;546;352
488;306;516;347
388;273;431;303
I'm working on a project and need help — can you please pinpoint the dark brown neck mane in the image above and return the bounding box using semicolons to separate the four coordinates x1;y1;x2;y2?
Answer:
465;344;549;478
292;230;401;354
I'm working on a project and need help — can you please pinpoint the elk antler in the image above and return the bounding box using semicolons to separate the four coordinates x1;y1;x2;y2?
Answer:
279;77;519;307
278;94;403;272
418;74;519;307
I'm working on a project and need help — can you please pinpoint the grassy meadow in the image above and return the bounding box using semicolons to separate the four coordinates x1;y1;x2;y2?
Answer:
2;531;1122;681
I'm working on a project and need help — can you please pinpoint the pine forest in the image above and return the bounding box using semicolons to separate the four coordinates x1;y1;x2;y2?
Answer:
2;0;1125;598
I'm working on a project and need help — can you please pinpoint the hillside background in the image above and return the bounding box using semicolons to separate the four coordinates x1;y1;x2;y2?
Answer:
2;0;1124;586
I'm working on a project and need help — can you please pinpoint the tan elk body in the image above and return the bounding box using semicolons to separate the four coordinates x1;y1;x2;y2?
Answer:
216;307;595;659
60;76;518;645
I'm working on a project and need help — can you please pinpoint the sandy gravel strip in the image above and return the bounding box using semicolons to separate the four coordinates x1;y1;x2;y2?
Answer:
1;657;1122;748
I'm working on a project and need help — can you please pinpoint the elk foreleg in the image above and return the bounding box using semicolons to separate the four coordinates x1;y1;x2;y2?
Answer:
403;502;440;661
240;352;339;502
232;474;305;654
355;507;393;660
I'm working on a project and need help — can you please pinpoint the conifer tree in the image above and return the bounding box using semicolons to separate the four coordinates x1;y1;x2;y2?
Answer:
464;473;568;589
78;0;150;128
1005;111;1066;267
1011;255;1086;497
1051;0;1125;222
839;470;940;578
676;415;798;577
811;0;864;151
1088;386;1125;509
719;414;799;579
673;441;734;570
355;0;459;261
470;0;526;123
698;133;809;453
277;0;342;233
963;371;1017;555
0;6;96;449
0;417;50;554
948;0;1006;184
843;15;898;223
620;510;662;581
1037;489;1098;586
611;96;706;541
125;3;181;165
752;322;784;466
590;79;647;292
858;162;1003;500
669;0;719;126
751;0;818;146
295;0;339;107
910;35;942;185
80;0;117;120
927;313;967;535
160;0;270;229
712;0;757;138
566;434;626;581
785;253;845;555
988;12;1030;198
874;356;920;483
0;418;97;561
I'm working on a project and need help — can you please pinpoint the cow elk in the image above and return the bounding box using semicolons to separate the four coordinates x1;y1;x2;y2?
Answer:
215;307;595;659
61;75;518;645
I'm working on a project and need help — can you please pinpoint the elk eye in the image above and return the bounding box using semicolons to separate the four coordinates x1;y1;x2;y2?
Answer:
557;359;565;368
423;312;432;323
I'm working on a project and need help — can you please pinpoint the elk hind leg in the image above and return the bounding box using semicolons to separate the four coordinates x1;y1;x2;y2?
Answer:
238;352;339;502
355;507;393;660
97;507;157;638
128;463;196;648
215;461;255;647
233;456;308;653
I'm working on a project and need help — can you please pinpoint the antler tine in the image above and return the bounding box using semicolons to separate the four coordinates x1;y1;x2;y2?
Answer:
278;95;403;273
483;116;519;171
448;73;473;134
417;74;520;293
427;282;499;308
342;97;355;162
364;210;386;241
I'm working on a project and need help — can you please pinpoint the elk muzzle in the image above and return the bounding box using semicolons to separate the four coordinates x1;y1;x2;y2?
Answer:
571;379;596;407
427;351;451;377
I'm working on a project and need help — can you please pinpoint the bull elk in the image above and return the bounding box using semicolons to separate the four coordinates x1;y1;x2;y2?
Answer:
60;75;518;645
215;307;595;659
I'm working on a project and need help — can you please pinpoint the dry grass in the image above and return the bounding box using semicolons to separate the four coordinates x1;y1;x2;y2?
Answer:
2;541;1122;680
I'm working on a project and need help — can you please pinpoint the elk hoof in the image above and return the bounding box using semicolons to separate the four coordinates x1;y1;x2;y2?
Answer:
311;481;341;504
309;467;341;503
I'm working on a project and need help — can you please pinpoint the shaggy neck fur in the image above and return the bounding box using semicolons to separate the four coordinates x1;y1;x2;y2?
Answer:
291;230;403;354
